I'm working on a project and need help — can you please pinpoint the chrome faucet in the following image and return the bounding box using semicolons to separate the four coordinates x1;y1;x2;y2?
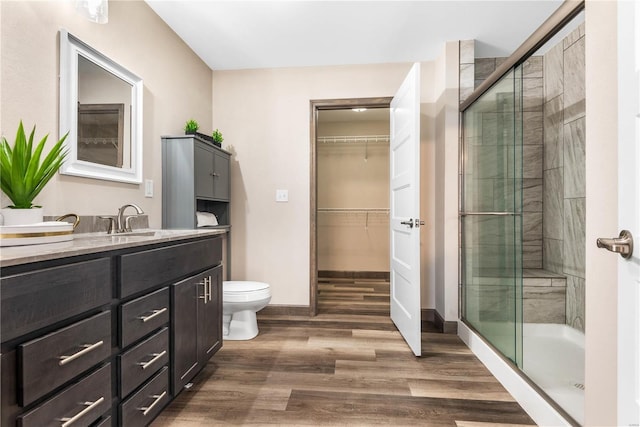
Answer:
117;203;144;233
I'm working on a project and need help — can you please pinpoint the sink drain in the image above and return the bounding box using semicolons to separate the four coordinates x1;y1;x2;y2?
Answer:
574;383;585;390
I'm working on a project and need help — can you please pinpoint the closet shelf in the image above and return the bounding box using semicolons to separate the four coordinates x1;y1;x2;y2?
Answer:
318;135;389;144
318;208;388;229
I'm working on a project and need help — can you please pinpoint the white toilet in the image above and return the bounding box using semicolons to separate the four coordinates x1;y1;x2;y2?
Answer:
222;281;271;340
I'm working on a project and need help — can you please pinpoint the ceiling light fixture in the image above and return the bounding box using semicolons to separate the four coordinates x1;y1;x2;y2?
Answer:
75;0;109;24
352;108;367;112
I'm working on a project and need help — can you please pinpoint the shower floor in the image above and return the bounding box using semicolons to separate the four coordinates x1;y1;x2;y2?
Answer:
522;323;585;425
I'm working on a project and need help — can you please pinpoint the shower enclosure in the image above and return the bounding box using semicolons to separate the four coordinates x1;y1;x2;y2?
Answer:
460;6;586;425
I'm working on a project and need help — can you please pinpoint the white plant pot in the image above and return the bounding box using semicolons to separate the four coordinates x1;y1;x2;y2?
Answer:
0;207;44;226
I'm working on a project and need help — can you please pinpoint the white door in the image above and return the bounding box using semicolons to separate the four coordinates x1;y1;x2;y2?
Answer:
390;63;421;356
617;1;640;424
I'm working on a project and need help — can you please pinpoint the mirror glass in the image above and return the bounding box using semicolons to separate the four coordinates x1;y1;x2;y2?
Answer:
59;30;143;184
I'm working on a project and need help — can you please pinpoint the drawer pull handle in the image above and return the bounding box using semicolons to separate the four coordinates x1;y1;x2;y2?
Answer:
138;391;167;416
137;350;167;370
137;307;168;323
208;275;213;302
58;341;104;366
58;396;104;427
198;278;209;303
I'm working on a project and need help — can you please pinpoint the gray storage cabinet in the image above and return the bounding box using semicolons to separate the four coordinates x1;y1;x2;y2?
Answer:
162;135;230;229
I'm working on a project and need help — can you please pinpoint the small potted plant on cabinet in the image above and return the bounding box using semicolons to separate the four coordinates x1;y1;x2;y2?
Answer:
211;129;224;148
0;121;68;225
184;119;199;135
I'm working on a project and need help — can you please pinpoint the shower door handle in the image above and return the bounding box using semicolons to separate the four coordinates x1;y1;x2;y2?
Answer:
597;230;634;259
400;219;414;228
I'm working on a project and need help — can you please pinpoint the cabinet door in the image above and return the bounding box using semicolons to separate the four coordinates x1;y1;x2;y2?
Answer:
171;276;200;394
197;266;223;365
212;151;230;201
194;143;214;199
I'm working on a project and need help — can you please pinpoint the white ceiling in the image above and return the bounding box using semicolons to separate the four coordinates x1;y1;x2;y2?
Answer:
145;1;563;71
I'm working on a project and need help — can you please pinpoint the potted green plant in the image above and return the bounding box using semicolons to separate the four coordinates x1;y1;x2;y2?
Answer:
0;121;68;225
211;129;224;147
184;119;199;135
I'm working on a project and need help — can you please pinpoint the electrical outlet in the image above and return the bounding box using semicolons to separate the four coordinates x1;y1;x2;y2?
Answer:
145;179;154;197
276;189;288;202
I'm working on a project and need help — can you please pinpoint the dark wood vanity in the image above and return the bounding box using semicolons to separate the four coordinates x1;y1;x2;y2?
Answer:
0;231;224;426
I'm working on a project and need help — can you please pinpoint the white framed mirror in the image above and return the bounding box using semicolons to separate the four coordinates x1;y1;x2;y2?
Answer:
59;29;143;184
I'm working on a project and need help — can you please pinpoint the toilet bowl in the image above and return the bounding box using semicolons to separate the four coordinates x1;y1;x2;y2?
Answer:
222;281;271;340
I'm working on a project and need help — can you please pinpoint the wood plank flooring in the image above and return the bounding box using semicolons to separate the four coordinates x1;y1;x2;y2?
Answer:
317;277;391;316
152;278;536;426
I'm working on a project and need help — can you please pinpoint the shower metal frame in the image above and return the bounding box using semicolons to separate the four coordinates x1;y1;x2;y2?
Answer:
458;0;585;318
458;0;585;424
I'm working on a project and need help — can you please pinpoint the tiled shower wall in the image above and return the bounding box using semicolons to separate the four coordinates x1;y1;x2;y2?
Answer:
543;23;586;331
467;23;586;332
474;56;545;269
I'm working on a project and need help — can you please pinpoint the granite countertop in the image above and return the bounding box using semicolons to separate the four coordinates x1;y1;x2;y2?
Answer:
0;228;227;267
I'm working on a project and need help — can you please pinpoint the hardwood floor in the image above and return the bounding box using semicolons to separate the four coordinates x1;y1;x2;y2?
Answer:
152;278;536;426
318;276;391;316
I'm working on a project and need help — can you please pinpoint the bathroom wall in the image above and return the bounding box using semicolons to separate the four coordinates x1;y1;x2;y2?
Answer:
317;117;390;273
543;22;586;331
0;1;212;227
434;41;461;323
212;62;439;308
583;1;618;422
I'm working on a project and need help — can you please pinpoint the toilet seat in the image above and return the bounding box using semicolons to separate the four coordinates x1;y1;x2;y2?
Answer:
223;281;271;303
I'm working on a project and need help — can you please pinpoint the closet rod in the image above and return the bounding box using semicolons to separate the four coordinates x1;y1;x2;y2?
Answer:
317;135;389;144
318;208;389;213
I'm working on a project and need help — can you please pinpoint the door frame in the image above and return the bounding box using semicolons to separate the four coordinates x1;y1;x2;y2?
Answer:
309;97;393;316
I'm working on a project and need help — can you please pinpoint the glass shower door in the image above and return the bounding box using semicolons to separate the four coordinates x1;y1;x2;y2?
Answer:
461;68;523;364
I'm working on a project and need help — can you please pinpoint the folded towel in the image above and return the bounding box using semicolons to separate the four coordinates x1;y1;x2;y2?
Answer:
196;211;218;227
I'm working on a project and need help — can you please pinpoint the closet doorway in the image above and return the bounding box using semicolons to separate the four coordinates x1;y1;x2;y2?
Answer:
310;98;392;316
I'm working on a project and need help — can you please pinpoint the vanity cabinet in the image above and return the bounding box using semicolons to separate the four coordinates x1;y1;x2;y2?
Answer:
172;264;223;394
1;257;113;427
162;135;231;229
117;283;170;426
1;233;224;427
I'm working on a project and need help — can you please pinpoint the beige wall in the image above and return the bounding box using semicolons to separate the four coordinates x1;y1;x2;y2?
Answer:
433;41;460;321
0;0;212;227
212;62;437;306
584;0;618;424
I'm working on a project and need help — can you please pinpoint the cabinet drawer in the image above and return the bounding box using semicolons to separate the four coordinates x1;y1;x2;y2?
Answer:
18;363;111;427
120;288;169;348
1;258;111;341
119;328;169;397
19;311;111;407
94;416;112;427
120;367;169;426
119;238;221;297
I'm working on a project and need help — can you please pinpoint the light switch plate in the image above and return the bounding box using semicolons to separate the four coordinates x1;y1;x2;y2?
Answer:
145;179;154;198
276;189;288;202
